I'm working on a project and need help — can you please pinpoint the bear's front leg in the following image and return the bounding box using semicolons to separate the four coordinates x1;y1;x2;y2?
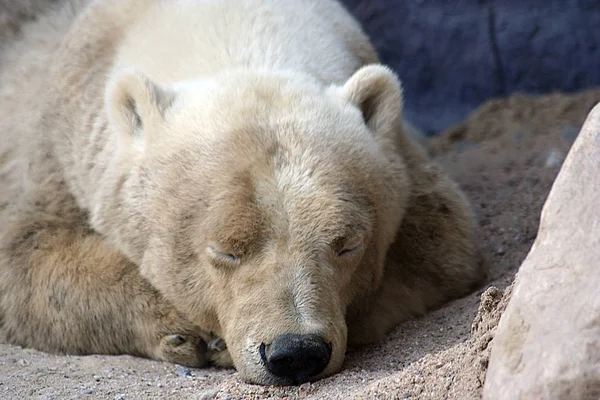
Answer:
0;210;232;368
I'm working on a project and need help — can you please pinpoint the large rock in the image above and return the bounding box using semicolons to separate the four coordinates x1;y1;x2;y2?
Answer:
483;103;600;399
340;0;600;134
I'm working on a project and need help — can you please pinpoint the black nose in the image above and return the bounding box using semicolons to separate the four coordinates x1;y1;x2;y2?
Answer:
260;333;332;383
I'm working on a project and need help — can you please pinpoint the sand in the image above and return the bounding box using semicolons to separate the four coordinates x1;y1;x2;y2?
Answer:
2;88;599;399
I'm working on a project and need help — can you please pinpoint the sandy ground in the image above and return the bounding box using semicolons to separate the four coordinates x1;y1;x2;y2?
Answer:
1;85;599;399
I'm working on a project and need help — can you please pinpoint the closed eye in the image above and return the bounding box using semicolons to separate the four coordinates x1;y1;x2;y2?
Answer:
336;245;360;257
207;246;240;265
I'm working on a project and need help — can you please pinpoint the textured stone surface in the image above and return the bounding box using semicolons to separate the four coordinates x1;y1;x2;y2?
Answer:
340;0;600;134
483;103;600;399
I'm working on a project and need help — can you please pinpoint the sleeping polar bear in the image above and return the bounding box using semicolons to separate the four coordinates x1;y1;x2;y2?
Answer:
0;0;487;385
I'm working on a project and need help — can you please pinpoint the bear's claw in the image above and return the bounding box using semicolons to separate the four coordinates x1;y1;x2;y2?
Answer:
208;337;227;352
164;334;186;346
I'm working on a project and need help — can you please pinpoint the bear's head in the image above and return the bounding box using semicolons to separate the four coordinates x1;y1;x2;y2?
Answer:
101;65;409;385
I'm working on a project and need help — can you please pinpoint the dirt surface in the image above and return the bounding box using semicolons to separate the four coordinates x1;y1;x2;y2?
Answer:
2;89;599;399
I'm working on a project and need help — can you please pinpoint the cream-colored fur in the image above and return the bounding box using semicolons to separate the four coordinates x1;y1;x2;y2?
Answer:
0;0;487;385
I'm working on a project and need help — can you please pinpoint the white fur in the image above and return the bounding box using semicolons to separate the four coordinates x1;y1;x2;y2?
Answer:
113;0;369;85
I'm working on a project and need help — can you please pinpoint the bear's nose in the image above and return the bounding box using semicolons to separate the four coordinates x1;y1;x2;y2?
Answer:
260;333;332;383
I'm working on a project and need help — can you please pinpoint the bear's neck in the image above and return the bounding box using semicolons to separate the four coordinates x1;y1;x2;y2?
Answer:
50;96;150;263
38;2;157;263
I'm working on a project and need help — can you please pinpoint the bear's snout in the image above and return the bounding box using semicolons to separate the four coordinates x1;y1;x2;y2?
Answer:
259;333;332;384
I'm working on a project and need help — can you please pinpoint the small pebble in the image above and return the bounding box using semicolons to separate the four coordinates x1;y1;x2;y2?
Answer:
175;365;192;377
198;388;219;400
299;382;311;391
17;359;29;366
81;389;93;395
545;150;564;168
93;375;101;382
114;394;126;400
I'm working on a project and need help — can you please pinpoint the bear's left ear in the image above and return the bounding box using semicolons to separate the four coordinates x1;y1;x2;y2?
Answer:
106;68;175;147
339;65;403;141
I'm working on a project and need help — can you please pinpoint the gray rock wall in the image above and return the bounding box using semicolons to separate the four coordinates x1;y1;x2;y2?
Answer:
341;0;600;134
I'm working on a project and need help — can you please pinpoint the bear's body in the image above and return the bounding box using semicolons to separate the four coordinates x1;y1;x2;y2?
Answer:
0;0;487;385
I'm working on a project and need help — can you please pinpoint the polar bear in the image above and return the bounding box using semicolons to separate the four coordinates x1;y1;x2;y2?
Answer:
0;0;487;385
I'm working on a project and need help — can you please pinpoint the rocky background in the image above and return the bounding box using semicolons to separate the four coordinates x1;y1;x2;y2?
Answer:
340;0;600;134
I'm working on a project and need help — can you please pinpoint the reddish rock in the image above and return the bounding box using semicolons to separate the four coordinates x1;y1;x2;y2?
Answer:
484;103;600;399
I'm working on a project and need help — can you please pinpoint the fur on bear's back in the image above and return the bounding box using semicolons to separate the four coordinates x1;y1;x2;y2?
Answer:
0;0;63;47
0;0;144;222
112;0;377;86
0;0;89;225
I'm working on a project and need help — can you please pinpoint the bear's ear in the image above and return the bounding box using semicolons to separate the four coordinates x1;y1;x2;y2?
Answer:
339;65;403;141
106;68;175;145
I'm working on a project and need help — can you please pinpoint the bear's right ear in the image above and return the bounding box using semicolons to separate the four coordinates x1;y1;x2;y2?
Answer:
106;68;175;146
